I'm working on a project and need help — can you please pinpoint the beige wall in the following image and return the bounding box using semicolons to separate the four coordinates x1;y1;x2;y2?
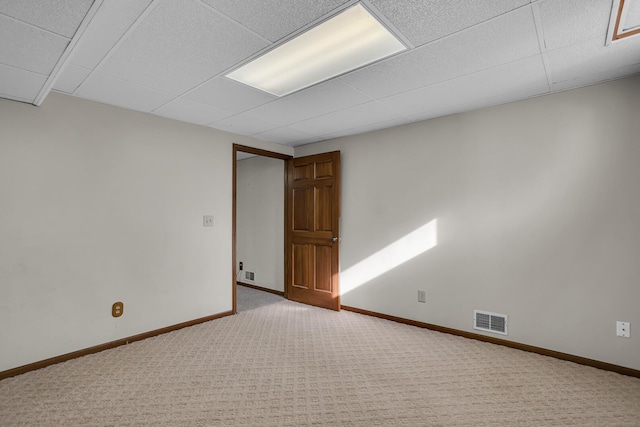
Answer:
236;156;285;292
296;76;640;370
2;76;638;373
0;92;289;372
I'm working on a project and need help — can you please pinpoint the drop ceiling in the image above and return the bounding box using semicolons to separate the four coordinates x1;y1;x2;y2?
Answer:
1;0;639;147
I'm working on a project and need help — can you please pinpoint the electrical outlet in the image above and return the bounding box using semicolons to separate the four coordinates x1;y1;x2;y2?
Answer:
617;321;630;338
112;302;124;318
239;261;243;270
203;215;214;227
418;290;426;303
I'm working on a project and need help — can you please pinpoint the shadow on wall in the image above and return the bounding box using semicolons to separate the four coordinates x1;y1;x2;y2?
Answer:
340;218;438;295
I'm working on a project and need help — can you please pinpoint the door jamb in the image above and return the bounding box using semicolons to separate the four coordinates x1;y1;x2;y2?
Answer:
232;144;292;314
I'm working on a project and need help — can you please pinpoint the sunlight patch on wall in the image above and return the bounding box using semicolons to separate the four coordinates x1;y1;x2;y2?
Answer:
340;219;438;295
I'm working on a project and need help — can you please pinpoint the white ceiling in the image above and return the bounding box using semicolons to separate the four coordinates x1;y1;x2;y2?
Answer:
2;0;640;147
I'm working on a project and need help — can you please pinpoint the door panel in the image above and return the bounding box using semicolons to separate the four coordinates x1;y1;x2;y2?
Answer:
314;245;333;293
286;151;340;311
293;188;312;231
293;243;310;289
314;186;332;232
294;163;312;181
315;160;333;179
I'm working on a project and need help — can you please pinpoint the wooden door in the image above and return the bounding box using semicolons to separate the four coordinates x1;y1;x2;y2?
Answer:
286;151;340;311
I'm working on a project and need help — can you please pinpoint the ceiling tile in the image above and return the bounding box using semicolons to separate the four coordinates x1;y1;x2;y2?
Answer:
0;15;69;75
625;1;640;30
184;77;276;113
246;80;372;126
76;72;174;112
546;35;640;84
381;55;549;116
370;0;529;47
70;0;152;70
153;98;233;126
210;112;280;136
53;64;91;93
294;136;327;146
341;6;540;99
200;0;348;42
0;63;47;102
289;101;403;135
408;84;550;124
0;0;92;38
538;0;613;51
319;117;411;141
98;0;269;95
550;62;640;92
254;126;311;145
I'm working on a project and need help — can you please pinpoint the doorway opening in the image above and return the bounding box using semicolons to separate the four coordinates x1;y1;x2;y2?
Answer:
232;144;291;314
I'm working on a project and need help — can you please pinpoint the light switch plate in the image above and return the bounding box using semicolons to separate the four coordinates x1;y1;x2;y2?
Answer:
203;215;214;227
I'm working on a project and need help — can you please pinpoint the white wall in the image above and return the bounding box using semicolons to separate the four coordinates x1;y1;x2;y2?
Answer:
236;156;285;292
0;92;289;372
295;76;640;371
2;77;638;373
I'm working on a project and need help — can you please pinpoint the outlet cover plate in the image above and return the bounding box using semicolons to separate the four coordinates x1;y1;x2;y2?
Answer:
418;290;426;303
112;302;124;318
617;321;630;338
203;215;214;227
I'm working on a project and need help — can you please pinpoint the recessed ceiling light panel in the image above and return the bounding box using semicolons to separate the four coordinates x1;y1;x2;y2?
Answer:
225;3;407;97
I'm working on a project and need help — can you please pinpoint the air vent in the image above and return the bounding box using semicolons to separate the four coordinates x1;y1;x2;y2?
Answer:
245;271;255;281
474;310;508;335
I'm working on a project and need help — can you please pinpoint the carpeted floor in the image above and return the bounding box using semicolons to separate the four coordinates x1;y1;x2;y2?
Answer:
1;285;639;426
236;284;284;312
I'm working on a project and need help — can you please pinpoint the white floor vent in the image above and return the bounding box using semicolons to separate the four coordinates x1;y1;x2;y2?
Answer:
474;310;508;335
245;271;255;281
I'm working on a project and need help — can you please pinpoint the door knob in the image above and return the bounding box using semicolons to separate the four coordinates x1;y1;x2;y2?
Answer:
332;237;338;242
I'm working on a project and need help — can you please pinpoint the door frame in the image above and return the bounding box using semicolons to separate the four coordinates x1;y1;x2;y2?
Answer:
232;144;292;314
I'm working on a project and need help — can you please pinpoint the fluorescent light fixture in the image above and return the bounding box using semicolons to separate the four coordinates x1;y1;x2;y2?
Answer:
225;3;407;96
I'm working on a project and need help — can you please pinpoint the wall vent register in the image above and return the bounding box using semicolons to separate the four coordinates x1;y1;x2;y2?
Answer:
474;310;508;335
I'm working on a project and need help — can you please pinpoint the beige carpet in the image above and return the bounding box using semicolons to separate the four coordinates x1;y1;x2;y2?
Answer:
1;286;639;426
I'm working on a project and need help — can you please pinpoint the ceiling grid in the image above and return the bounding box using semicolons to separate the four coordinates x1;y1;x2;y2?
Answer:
530;2;553;93
1;0;638;145
70;0;160;98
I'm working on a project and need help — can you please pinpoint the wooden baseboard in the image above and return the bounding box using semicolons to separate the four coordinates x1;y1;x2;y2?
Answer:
237;282;285;297
341;305;640;379
5;305;636;381
0;310;234;381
